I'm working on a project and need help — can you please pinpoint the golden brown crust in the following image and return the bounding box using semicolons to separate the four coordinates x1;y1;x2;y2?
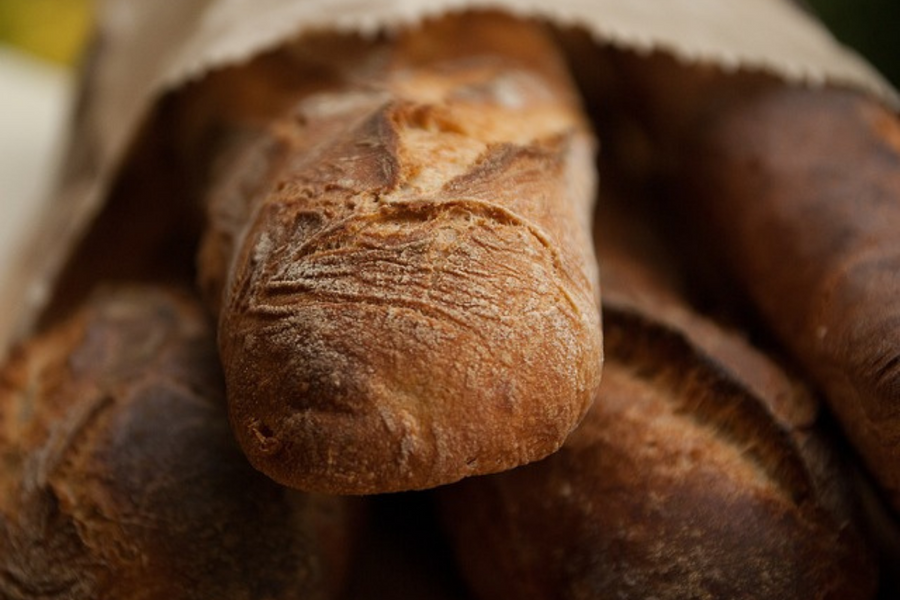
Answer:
0;286;357;599
175;12;602;494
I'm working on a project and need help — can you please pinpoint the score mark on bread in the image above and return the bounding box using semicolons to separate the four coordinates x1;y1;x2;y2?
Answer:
176;12;602;494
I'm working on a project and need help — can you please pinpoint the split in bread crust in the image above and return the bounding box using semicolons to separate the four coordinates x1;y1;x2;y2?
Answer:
173;11;602;494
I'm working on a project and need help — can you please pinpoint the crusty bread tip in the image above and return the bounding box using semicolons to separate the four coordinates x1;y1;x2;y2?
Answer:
172;11;603;494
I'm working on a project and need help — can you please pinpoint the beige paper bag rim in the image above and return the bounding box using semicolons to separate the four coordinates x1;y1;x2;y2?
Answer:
0;0;897;359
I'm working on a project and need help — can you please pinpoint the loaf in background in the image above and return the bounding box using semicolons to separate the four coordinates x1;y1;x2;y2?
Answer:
0;286;359;599
587;46;900;513
168;11;603;494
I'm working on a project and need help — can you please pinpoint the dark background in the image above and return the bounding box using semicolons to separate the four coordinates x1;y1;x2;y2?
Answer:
806;0;900;87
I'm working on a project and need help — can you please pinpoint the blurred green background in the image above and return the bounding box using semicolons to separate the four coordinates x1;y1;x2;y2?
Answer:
0;0;92;64
0;0;897;86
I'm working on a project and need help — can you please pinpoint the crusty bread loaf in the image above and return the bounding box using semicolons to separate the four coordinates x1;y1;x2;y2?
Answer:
170;11;602;494
588;48;900;513
593;180;821;429
0;286;358;599
593;184;899;579
435;184;879;599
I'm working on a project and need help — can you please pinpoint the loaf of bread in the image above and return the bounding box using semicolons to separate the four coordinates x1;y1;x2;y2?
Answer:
588;48;900;513
436;183;880;599
0;286;358;599
169;11;602;494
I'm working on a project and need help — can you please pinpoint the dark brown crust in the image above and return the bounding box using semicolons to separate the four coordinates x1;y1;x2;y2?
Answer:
435;176;879;599
591;182;821;430
688;88;900;510
439;305;878;600
0;286;357;599
595;49;900;510
174;12;602;494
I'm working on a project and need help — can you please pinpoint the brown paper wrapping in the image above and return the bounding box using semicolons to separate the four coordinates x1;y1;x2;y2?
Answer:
0;0;897;359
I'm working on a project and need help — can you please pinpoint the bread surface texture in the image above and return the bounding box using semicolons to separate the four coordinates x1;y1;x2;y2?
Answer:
176;11;602;494
439;308;878;600
0;286;356;599
436;186;878;599
681;86;900;511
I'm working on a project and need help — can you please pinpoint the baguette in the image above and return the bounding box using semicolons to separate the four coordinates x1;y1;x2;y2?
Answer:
171;11;602;494
594;49;900;511
436;185;879;599
593;179;819;427
0;286;357;599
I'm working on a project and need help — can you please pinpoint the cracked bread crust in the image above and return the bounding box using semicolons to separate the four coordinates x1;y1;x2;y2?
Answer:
176;11;602;494
0;287;357;599
439;305;878;600
435;181;879;599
